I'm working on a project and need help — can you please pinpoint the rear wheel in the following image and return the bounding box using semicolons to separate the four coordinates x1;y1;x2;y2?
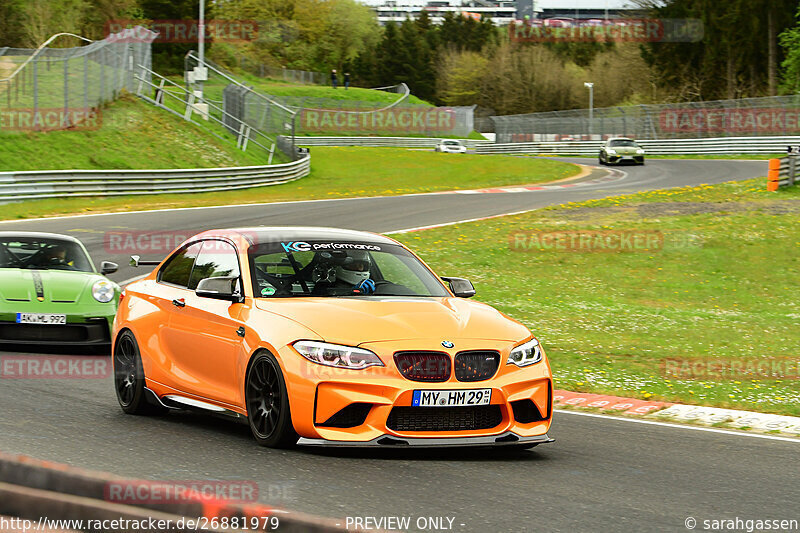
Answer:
245;352;297;448
113;331;164;415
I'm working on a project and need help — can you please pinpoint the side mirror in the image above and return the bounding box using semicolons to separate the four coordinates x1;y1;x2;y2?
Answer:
441;276;476;298
196;276;243;303
100;261;118;275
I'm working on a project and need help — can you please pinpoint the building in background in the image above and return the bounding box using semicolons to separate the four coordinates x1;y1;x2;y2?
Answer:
357;1;645;26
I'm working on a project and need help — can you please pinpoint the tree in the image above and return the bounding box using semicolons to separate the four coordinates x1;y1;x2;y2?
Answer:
640;0;796;100
779;5;800;93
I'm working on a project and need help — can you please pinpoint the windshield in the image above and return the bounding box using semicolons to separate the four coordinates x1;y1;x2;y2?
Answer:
443;140;461;146
0;237;94;272
609;139;639;147
248;240;450;298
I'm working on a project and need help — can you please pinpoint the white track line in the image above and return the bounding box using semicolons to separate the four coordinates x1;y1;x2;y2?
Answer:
554;409;800;443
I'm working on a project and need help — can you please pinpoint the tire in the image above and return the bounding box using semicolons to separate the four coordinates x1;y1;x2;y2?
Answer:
113;330;165;415
245;351;298;448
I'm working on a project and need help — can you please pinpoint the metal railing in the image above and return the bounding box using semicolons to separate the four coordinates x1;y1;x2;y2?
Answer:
493;95;800;141
134;66;280;163
475;136;800;155
0;27;156;130
0;155;310;201
767;155;798;190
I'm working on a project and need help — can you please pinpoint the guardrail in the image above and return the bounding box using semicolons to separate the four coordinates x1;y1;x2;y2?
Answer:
475;136;800;155
0;155;310;201
0;450;354;532
767;155;798;190
293;136;492;149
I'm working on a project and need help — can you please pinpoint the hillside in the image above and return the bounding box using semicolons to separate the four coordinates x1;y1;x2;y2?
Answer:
0;95;274;172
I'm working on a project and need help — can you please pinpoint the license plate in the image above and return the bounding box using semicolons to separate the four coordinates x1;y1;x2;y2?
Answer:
16;313;67;325
412;388;492;407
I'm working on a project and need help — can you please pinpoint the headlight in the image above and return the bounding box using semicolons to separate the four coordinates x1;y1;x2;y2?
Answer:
507;338;542;367
636;148;645;154
293;340;384;370
606;149;616;155
92;280;115;303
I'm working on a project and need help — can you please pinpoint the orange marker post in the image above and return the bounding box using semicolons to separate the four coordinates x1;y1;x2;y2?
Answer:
767;158;781;191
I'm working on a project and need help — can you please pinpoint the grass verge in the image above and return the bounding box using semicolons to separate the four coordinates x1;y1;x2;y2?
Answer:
394;178;800;417
0;148;578;220
0;95;270;171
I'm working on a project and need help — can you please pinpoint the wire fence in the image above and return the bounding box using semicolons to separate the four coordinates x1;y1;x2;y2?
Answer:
237;58;329;86
0;28;156;131
493;95;800;142
190;52;476;138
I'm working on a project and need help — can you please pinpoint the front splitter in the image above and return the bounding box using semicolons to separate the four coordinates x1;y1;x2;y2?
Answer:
297;431;553;448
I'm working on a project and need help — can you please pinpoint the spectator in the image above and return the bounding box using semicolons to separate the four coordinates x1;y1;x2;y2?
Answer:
344;72;350;90
331;69;338;89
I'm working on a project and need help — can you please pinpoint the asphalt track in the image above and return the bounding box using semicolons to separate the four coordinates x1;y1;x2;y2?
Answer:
2;157;797;532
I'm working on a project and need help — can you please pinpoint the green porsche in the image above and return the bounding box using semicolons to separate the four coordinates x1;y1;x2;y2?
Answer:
0;232;120;350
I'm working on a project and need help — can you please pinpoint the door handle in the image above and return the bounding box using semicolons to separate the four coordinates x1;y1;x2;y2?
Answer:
172;298;186;308
236;326;246;338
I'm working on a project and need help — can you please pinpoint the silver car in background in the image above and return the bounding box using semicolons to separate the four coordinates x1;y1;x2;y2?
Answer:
434;139;468;154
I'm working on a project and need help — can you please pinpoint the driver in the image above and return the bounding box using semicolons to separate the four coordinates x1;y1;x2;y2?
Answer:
43;245;68;266
335;250;375;294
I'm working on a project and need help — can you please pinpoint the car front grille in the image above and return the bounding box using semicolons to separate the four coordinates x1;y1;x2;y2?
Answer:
387;405;503;432
394;351;451;382
454;351;500;382
0;320;110;344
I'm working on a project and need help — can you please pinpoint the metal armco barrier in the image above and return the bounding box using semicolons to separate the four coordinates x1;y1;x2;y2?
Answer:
0;451;357;532
293;136;491;148
767;155;798;190
475;136;800;155
0;155;310;201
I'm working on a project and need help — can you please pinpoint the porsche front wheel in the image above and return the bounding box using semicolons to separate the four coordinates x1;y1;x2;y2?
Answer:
245;352;298;448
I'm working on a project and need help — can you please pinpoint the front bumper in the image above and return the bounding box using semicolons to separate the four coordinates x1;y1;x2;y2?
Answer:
0;314;113;346
297;431;553;448
279;339;554;445
607;154;644;164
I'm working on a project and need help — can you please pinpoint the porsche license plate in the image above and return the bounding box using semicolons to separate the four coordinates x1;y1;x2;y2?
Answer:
16;313;67;325
412;388;491;407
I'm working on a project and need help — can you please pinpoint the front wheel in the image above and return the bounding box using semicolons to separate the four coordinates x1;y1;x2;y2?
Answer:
245;352;298;448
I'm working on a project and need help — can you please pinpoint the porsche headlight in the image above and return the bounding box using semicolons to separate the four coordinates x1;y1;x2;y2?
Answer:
636;148;645;154
507;338;542;367
293;341;384;370
92;280;115;303
606;148;617;155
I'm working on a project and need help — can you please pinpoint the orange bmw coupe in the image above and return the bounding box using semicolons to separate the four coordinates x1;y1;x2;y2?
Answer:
113;227;553;449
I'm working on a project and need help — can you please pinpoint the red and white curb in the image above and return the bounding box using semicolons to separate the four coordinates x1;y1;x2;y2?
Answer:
554;390;800;438
444;173;624;195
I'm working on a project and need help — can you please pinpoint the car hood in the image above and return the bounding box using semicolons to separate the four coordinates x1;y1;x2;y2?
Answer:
612;146;640;155
0;268;101;303
253;296;530;344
